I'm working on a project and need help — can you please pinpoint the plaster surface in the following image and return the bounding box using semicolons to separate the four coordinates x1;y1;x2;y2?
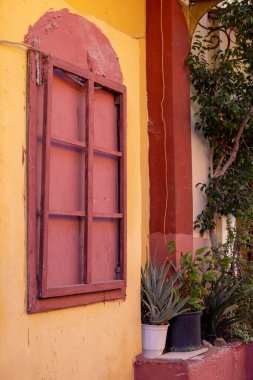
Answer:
0;1;146;378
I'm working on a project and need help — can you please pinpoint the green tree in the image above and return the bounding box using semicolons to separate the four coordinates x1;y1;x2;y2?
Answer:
189;0;253;247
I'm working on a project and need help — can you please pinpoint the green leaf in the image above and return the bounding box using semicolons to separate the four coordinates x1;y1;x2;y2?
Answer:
180;252;192;268
196;257;214;264
167;240;175;253
195;246;209;255
188;269;201;282
219;257;232;268
187;297;205;311
204;270;218;282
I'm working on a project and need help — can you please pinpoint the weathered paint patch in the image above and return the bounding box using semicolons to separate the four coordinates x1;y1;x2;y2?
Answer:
25;9;122;83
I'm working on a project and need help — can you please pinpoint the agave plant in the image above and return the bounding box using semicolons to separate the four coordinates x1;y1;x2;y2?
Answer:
141;256;189;325
201;275;253;341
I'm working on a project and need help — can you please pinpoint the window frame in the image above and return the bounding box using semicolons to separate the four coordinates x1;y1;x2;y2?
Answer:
27;51;127;313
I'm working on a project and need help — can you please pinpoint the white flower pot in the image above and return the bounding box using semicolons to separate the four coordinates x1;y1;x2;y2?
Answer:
142;324;169;359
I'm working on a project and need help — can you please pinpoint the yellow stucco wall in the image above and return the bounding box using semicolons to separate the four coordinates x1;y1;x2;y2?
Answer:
0;1;148;379
66;0;146;38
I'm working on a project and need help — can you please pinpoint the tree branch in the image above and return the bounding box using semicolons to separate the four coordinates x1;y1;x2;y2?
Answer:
209;227;218;248
213;152;226;177
218;103;253;177
210;146;214;177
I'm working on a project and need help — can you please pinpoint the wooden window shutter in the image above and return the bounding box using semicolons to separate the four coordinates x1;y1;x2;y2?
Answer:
28;52;126;312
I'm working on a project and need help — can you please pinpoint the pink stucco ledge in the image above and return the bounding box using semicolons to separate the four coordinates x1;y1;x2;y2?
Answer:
134;342;253;380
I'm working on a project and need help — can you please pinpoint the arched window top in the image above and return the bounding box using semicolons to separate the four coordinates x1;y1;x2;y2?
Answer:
25;9;123;83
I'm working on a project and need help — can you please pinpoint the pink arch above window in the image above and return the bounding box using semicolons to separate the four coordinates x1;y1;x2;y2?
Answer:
25;9;123;83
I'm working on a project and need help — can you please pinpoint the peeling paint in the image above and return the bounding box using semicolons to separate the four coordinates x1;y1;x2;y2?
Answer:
25;9;123;83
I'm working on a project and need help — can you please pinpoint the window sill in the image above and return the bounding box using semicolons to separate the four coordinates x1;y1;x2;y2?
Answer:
28;283;126;313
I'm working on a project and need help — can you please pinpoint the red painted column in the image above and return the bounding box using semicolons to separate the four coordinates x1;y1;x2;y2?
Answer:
147;0;193;264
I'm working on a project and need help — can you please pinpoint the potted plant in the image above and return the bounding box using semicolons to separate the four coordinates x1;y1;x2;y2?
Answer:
201;229;253;343
141;255;188;358
166;244;218;352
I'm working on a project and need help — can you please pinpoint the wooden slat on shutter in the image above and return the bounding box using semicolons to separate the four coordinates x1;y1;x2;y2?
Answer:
39;55;53;297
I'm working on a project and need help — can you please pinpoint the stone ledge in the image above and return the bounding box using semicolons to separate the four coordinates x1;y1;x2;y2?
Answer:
134;342;253;380
159;347;208;361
